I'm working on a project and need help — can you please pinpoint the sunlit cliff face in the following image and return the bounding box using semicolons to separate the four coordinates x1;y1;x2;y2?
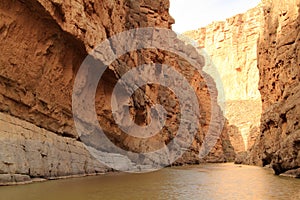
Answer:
183;6;263;152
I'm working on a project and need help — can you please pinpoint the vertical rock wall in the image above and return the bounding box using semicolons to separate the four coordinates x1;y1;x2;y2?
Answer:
182;0;300;176
184;6;263;152
247;0;300;176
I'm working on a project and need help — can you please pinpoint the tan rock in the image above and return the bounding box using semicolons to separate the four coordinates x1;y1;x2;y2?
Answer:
244;0;300;175
184;6;263;152
0;112;107;179
0;0;235;183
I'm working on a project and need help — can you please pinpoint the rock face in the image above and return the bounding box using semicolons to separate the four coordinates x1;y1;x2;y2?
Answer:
184;6;262;101
245;0;300;176
0;112;106;181
183;0;300;177
0;0;235;184
184;6;263;152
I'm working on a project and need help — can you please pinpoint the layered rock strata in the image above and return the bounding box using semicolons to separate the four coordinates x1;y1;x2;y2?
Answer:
185;0;300;177
184;6;263;152
0;0;235;184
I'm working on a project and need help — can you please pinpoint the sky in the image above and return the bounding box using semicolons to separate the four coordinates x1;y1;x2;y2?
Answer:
169;0;261;33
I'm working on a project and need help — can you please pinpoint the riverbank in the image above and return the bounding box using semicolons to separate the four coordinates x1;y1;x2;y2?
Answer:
0;172;108;186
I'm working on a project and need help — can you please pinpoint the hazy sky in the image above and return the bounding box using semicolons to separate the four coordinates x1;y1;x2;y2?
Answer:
170;0;261;33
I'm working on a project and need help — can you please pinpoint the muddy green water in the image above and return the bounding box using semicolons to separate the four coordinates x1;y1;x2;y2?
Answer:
0;163;299;200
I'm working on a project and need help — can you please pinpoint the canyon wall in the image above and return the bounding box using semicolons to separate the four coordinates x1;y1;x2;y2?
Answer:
246;0;300;176
184;6;263;153
0;0;235;184
185;0;300;177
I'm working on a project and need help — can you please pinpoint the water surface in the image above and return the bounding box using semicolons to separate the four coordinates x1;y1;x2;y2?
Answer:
1;163;299;200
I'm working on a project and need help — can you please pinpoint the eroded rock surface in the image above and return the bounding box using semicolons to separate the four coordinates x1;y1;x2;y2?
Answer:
184;6;263;152
0;112;106;185
0;0;235;184
245;0;300;176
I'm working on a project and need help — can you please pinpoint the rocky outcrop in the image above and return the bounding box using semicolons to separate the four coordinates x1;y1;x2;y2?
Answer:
0;112;106;185
184;6;263;152
0;0;235;184
245;0;300;176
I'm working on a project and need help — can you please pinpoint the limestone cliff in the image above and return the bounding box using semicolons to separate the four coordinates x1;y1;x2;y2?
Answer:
185;0;300;177
0;0;235;184
246;0;300;177
184;6;263;153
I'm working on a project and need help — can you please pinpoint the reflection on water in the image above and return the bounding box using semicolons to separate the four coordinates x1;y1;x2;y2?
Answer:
0;163;299;200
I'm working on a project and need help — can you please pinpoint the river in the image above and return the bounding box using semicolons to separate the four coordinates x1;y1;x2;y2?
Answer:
0;163;299;200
